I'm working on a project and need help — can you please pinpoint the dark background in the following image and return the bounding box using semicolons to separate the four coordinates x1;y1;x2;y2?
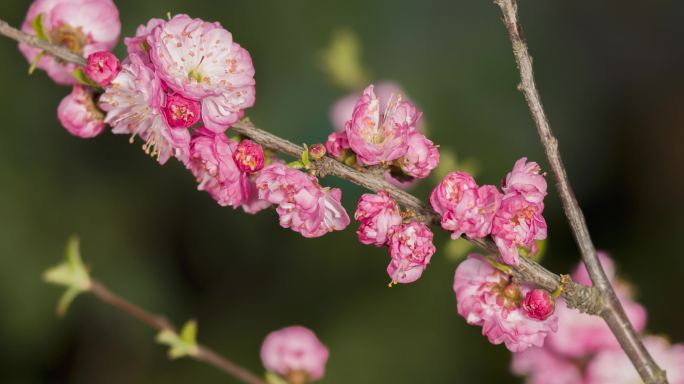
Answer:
1;0;683;382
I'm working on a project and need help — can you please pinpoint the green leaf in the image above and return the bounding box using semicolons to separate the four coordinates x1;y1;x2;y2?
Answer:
31;13;48;41
28;51;45;75
43;236;92;316
265;372;289;384
71;67;99;88
156;320;199;359
287;160;305;169
300;144;310;167
56;287;81;317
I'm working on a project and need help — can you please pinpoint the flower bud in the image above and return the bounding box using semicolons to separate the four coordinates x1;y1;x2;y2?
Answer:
522;289;555;321
85;51;121;87
233;139;265;174
163;93;201;128
309;143;326;160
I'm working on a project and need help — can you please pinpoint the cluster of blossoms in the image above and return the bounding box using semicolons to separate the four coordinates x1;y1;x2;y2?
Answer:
261;325;329;383
453;254;558;352
512;253;684;383
326;83;439;186
432;157;547;266
355;191;436;285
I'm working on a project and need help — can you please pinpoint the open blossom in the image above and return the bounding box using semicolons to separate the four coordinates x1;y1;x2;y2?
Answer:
57;85;105;138
330;81;415;131
163;93;201;128
345;85;419;165
387;222;435;284
431;172;502;239
85;51;121;86
232;139;264;174
491;195;547;266
261;326;329;382
354;191;402;246
187;127;248;208
123;18;165;66
19;0;120;85
148;14;255;132
454;254;558;352
325;131;350;160
98;54;190;164
256;164;350;238
396;130;439;179
502;157;547;203
241;175;272;214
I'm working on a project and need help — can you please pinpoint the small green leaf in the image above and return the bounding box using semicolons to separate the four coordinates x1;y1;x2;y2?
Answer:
265;372;289;384
287;160;305;169
156;320;199;359
28;51;45;75
300;144;310;167
180;320;197;345
71;68;99;88
43;236;92;316
486;257;511;274
56;287;81;317
31;13;48;41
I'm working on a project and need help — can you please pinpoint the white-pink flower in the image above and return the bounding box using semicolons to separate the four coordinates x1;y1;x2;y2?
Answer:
453;254;558;352
98;54;190;164
491;194;547;266
345;85;419;165
19;0;121;85
387;222;435;284
123;18;165;66
148;14;255;132
396;130;439;179
502;157;547;203
57;85;105;138
187;127;249;208
354;191;403;246
260;325;329;382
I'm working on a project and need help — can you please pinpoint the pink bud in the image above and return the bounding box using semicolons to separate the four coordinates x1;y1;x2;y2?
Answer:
260;326;329;381
163;93;201;128
522;289;555;321
309;143;327;160
233;139;265;174
85;51;121;87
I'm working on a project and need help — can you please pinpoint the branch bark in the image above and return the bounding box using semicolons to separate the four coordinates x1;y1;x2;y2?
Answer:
89;280;266;384
493;0;666;382
0;19;86;66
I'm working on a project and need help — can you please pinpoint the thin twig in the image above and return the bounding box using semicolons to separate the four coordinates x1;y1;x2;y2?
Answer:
0;19;86;66
0;16;601;314
89;280;266;384
493;0;666;382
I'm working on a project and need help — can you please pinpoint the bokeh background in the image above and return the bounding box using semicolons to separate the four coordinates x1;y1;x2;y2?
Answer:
1;0;683;382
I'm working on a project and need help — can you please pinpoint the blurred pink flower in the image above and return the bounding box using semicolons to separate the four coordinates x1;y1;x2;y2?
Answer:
511;346;583;384
261;325;329;382
454;254;558;352
492;194;547;265
187;127;249;208
387;222;435;284
502;157;547;204
148;14;255;132
397;130;439;179
354;190;402;246
57;85;105;138
99;54;190;164
85;50;120;86
19;0;120;85
345;85;419;165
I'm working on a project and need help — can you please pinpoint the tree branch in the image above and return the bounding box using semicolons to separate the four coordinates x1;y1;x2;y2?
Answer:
0;19;86;66
493;0;666;382
89;280;266;384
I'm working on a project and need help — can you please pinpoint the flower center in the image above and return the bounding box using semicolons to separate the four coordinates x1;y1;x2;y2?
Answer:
51;23;87;55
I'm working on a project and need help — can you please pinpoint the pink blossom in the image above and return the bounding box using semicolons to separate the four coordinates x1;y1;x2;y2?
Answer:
586;336;684;384
453;254;558;352
325;131;350;160
98;54;190;164
163;93;201;128
330;81;412;131
396;130;439;179
241;175;272;214
345;85;419;165
256;164;350;237
233;139;264;174
148;14;255;132
491;195;547;266
123;18;165;66
57;85;105;138
19;0;121;85
85;51;121;86
387;222;435;284
354;191;403;246
431;172;502;239
522;289;555;321
502;157;547;203
260;326;329;382
511;347;583;384
187;127;249;208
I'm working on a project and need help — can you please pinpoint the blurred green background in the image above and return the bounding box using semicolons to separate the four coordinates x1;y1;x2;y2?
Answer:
1;0;684;382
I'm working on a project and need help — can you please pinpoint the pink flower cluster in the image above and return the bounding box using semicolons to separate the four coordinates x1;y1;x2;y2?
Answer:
354;191;435;284
453;254;558;352
256;163;350;238
431;157;547;265
326;84;439;185
512;253;684;383
261;325;329;383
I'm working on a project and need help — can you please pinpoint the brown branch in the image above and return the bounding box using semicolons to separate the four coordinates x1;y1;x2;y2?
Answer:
493;0;666;382
89;280;266;384
0;19;86;66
